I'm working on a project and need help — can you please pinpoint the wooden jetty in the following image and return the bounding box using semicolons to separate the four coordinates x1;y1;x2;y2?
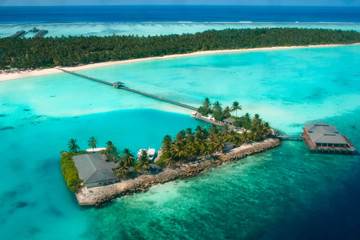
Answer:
33;30;48;38
58;68;115;86
58;68;197;111
276;135;303;141
121;87;197;111
191;112;225;127
9;30;27;38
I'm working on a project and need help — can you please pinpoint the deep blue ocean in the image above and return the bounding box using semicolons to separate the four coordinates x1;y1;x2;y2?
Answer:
0;5;360;23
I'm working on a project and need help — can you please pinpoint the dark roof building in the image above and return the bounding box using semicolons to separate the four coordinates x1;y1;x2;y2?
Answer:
301;122;356;154
73;153;118;188
224;117;235;125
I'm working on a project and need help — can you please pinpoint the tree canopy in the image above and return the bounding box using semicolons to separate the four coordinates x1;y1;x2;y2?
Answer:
157;116;271;167
1;28;360;70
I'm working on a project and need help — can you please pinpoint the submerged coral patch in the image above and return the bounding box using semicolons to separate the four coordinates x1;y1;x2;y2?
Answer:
0;126;14;131
46;205;64;217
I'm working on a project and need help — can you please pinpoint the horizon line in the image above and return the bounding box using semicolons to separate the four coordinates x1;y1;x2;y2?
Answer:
1;5;360;7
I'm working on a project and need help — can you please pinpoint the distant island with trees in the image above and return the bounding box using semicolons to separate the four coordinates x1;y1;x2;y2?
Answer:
1;28;360;70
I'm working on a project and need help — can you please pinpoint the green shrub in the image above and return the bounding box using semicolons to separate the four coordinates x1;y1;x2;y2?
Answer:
60;152;82;192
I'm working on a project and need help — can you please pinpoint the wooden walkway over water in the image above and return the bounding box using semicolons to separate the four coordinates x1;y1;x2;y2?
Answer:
9;30;27;38
33;30;48;38
58;68;197;111
276;135;303;141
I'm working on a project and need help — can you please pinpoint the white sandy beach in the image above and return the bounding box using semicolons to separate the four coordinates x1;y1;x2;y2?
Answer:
1;43;359;82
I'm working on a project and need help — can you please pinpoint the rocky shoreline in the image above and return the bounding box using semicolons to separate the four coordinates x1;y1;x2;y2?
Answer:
75;138;280;207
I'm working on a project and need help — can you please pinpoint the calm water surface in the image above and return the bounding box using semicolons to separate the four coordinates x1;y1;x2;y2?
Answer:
1;46;360;239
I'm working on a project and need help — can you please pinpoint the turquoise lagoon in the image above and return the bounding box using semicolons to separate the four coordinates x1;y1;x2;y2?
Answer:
1;45;360;239
1;22;360;38
79;44;360;134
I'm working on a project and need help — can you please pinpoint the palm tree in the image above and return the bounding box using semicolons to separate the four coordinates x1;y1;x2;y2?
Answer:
122;148;135;167
203;97;211;108
213;101;221;107
105;141;118;162
171;142;186;159
163;156;175;166
136;150;150;171
198;98;212;116
209;124;219;135
195;125;208;140
176;130;186;142
225;130;239;144
242;131;250;144
211;135;225;152
88;136;97;150
231;101;242;117
223;106;231;119
186;128;193;136
162;135;173;157
67;139;80;153
115;166;128;179
200;143;212;156
222;124;230;135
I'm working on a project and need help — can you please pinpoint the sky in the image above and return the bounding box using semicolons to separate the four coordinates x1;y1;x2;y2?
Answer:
1;0;360;6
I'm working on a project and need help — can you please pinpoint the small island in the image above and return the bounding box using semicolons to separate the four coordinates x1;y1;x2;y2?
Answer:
60;99;281;206
2;28;360;71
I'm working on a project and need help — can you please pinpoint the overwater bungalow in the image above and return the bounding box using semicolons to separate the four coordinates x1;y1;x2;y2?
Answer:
73;153;118;188
301;122;356;154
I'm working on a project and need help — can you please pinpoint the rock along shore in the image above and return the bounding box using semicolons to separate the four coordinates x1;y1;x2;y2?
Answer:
75;138;280;207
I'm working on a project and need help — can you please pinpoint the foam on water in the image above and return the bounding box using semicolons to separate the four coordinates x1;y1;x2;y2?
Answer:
1;21;360;38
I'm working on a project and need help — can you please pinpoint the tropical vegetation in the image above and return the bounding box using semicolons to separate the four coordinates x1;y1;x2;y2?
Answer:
157;116;271;167
2;28;360;70
61;107;271;189
60;151;83;192
105;140;119;162
135;150;151;171
67;139;80;153
88;136;97;149
197;98;242;121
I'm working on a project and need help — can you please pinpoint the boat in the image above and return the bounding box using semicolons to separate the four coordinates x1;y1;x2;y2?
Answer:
137;149;147;158
137;148;156;161
147;148;156;161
